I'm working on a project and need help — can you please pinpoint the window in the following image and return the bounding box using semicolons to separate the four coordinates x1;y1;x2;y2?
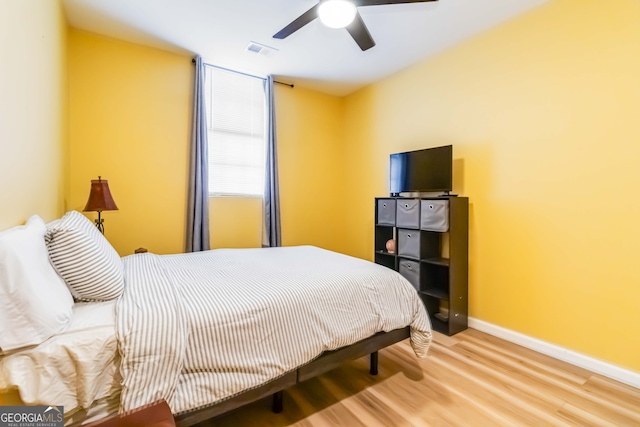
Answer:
204;65;266;196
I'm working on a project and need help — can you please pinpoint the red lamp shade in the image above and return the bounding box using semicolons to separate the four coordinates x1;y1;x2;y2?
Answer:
83;176;118;213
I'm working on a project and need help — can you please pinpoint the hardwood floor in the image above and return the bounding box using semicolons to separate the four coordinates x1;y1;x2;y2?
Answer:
197;329;640;426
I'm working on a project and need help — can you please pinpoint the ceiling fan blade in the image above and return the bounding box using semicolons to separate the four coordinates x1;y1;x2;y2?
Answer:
346;12;375;51
354;0;437;6
273;4;320;39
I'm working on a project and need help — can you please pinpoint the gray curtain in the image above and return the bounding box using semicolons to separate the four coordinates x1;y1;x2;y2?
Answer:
263;75;282;247
186;55;210;252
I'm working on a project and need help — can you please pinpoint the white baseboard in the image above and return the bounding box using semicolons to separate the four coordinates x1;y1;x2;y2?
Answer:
468;317;640;389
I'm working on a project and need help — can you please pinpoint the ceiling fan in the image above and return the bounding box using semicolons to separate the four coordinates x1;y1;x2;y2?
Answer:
273;0;438;51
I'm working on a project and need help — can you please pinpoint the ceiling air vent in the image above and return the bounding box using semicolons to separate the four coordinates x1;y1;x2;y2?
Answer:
245;41;279;57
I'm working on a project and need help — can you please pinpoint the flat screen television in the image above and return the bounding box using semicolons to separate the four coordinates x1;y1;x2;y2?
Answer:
389;145;452;196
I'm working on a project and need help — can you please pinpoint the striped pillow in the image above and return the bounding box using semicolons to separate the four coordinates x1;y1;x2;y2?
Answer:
45;210;124;301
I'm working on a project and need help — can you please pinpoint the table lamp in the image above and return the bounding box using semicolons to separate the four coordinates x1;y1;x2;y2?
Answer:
83;176;118;234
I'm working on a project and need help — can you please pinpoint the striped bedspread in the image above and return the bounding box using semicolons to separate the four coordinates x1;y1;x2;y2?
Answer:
116;246;432;415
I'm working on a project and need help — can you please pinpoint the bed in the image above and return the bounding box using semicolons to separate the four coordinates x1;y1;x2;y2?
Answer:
0;211;432;426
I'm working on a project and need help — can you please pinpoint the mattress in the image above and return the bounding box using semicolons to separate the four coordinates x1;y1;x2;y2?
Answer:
0;300;120;415
117;245;432;415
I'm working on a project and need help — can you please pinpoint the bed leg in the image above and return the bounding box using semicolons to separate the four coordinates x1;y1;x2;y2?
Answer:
272;390;284;413
370;351;379;375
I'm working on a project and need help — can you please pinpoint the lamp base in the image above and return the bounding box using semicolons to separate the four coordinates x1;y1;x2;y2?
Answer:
95;212;105;234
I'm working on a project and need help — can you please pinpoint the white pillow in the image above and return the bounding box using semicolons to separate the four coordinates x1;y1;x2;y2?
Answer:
0;215;74;351
45;210;124;301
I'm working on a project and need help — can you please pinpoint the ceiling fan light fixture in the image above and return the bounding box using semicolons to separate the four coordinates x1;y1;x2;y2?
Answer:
318;0;357;29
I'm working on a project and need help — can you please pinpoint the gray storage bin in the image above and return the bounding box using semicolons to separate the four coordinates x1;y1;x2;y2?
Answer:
376;199;396;225
420;199;449;232
396;199;420;228
399;259;420;291
397;228;420;259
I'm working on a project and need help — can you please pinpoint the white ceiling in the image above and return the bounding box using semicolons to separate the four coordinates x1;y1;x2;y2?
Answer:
63;0;548;96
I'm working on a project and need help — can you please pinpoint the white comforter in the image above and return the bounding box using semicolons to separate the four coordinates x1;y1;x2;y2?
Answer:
116;246;432;415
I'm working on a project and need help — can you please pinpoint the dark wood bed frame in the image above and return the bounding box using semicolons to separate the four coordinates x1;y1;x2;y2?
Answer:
174;326;411;426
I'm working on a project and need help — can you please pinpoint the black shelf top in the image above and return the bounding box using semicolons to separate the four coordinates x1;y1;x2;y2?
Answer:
420;289;449;300
421;257;449;267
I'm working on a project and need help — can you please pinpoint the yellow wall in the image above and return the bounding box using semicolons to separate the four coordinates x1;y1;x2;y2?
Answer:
67;30;346;254
0;0;68;229
209;85;346;252
209;197;263;248
343;0;640;371
277;86;347;253
68;29;192;255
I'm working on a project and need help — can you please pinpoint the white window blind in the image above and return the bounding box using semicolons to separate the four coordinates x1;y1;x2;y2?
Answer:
204;65;266;196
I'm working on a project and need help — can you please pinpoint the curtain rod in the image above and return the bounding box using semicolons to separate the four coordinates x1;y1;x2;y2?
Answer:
274;81;294;88
192;58;294;88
